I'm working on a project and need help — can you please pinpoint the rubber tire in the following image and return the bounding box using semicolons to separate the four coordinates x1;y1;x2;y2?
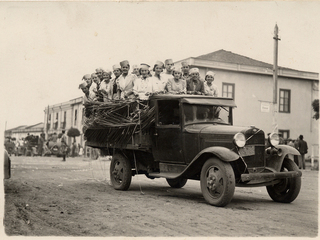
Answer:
110;154;132;190
166;178;188;188
200;158;235;207
266;158;301;203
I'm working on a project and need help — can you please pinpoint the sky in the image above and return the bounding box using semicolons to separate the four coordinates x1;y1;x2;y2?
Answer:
1;1;320;131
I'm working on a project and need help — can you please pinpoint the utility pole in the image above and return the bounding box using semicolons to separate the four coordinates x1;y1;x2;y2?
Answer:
46;105;49;139
272;24;280;132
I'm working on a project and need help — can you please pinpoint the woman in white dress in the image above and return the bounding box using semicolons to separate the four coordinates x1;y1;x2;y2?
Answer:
133;64;152;100
150;61;167;94
99;70;113;101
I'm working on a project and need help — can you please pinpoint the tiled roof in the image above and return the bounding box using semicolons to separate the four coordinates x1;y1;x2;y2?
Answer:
196;49;274;69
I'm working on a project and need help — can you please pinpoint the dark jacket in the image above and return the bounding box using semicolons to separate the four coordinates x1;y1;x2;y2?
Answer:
186;79;205;94
298;139;308;155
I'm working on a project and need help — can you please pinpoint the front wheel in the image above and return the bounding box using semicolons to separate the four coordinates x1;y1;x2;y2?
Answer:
266;158;301;203
200;158;235;207
166;178;188;188
110;154;132;190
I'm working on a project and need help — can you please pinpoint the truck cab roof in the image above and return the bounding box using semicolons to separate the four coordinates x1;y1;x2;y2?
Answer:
149;94;237;107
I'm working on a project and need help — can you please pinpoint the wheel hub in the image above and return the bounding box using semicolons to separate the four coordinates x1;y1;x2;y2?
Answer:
206;168;223;194
207;176;217;190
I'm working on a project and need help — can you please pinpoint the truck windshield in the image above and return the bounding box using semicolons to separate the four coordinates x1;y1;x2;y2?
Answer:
183;104;231;125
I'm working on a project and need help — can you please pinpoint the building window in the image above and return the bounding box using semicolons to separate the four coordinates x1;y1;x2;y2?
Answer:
54;113;59;129
74;109;78;126
279;130;290;140
222;83;235;99
47;114;51;130
279;89;291;113
61;111;66;129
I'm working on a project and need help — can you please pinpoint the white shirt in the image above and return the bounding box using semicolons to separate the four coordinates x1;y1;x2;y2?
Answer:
150;75;168;93
117;73;137;98
161;71;174;83
204;82;218;97
100;79;113;100
83;91;96;103
133;77;152;100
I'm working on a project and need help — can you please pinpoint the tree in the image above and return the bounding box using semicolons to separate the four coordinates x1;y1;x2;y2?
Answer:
312;99;319;120
67;127;81;143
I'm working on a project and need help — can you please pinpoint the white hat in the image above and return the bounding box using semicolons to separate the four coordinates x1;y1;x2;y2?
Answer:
189;68;199;74
206;71;216;77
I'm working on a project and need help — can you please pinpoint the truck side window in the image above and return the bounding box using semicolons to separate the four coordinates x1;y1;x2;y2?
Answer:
158;100;180;125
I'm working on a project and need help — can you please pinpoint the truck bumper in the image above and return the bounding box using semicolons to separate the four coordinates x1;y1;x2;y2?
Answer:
241;170;302;182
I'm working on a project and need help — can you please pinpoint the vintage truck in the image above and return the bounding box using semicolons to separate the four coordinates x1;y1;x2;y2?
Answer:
84;94;302;207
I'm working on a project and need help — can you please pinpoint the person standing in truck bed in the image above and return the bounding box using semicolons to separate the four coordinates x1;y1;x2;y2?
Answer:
117;60;137;99
186;68;205;95
167;67;186;94
150;61;167;94
204;71;219;97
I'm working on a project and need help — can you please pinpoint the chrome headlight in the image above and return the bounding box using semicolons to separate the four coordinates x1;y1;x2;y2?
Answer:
268;132;279;147
233;133;246;148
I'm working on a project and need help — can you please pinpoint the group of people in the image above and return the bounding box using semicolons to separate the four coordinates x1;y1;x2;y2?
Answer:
79;59;219;103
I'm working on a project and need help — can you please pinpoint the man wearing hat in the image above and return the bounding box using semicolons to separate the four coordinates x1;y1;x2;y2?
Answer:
117;60;137;99
95;68;104;81
161;59;174;82
186;68;205;95
79;82;96;103
181;61;190;81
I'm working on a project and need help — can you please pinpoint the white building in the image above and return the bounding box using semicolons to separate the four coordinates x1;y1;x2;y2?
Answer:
175;49;319;158
43;97;84;146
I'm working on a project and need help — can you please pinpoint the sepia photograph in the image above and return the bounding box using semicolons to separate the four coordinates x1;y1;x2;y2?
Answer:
1;0;319;238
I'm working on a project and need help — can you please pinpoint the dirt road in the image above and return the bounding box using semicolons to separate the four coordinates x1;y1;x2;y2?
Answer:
3;156;318;237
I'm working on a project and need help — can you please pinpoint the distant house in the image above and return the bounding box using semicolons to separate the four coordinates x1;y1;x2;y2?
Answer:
175;49;319;154
5;123;44;140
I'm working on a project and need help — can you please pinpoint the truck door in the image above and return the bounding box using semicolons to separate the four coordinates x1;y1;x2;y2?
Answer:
152;99;185;163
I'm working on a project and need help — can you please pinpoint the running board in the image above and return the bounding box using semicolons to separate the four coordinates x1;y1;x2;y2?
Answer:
148;172;181;179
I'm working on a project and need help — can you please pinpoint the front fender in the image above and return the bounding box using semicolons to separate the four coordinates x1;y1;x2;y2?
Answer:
266;145;300;171
193;146;239;162
178;146;239;179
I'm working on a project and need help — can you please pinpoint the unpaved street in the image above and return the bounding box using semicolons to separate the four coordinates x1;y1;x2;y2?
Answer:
3;156;318;237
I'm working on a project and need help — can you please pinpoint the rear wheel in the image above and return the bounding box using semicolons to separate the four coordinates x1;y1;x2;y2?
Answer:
266;158;301;203
200;158;235;207
166;178;188;188
110;154;132;190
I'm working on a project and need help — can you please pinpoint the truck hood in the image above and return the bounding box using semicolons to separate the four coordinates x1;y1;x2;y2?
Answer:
185;124;265;150
184;124;250;135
